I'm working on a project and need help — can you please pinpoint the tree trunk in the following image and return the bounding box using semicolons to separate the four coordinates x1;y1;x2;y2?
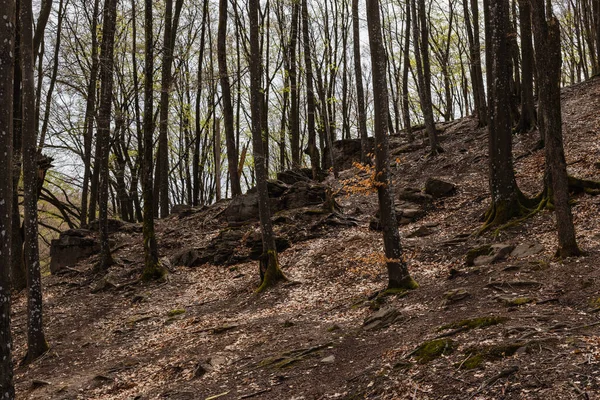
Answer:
411;0;440;155
214;118;222;201
289;0;300;168
250;0;285;292
0;0;16;393
352;0;369;163
302;0;320;179
217;0;241;197
531;0;580;257
515;0;537;134
402;0;413;141
96;0;118;271
366;0;417;290
21;0;49;364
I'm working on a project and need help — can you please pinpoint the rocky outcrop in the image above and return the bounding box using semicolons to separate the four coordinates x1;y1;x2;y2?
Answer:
50;229;100;274
424;178;456;198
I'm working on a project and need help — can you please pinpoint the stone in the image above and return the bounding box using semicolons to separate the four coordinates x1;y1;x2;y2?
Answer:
398;187;434;205
86;218;125;233
363;307;403;330
170;204;192;215
50;229;100;274
424;178;456;198
276;168;313;185
407;226;435;238
510;242;544;258
467;243;514;266
320;355;336;364
443;288;471;305
170;248;204;267
324;138;375;171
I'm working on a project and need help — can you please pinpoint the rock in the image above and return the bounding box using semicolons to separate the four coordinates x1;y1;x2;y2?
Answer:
31;380;51;389
398;187;434;205
170;248;204;267
170;204;192;215
407;226;435;238
277;168;313;185
510;242;544;258
466;243;514;266
320;355;336;364
363;307;403;330
324;138;375;171
50;229;100;274
424;178;456;198
371;207;426;230
443;288;470;305
248;234;291;260
86;218;125;233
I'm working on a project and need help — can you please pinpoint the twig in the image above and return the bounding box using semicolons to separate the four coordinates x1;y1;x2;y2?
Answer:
468;366;519;400
239;388;272;399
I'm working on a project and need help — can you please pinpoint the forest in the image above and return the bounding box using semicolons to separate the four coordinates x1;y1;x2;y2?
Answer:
1;0;600;398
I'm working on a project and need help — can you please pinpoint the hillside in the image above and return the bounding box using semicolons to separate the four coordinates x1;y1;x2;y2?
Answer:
10;77;600;400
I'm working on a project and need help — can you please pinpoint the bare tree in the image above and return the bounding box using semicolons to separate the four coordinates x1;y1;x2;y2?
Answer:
366;0;418;290
352;0;369;163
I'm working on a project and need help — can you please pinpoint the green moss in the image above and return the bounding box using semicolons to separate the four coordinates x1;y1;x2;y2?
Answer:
465;245;492;266
590;297;600;308
167;308;186;317
141;261;167;282
413;339;455;363
503;297;535;307
458;342;525;369
256;249;287;293
439;316;508;332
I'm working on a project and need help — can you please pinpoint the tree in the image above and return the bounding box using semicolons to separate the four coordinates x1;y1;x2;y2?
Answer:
249;0;285;292
0;0;16;394
531;0;580;258
463;0;487;126
515;0;537;134
218;0;242;197
96;0;118;270
352;0;369;164
21;0;49;364
302;0;320;179
141;0;166;281
288;0;301;168
411;0;441;155
481;0;530;229
366;0;418;290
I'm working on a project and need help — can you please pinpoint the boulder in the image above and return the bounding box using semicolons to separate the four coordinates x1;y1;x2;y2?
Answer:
363;307;403;330
510;242;544;258
424;178;456;198
50;229;99;274
398;187;434;205
276;168;313;185
466;243;515;266
324;138;375;171
86;218;125;233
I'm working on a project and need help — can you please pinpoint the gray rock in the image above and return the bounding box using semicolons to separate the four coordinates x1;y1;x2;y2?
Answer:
407;226;435;238
320;355;336;364
510;242;544;258
398;187;434;205
473;243;515;266
424;178;456;198
363;307;403;330
50;229;100;274
443;288;470;305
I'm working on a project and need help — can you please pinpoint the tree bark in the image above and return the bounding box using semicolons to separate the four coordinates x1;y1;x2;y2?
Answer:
250;0;285;292
302;0;320;179
21;0;49;364
96;0;118;271
289;0;300;168
366;0;417;290
531;0;580;257
0;0;16;393
352;0;369;163
217;0;241;197
515;0;537;133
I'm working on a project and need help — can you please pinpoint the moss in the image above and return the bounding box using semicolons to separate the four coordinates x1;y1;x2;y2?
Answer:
167;308;186;317
382;287;411;297
465;245;492;266
589;297;600;308
256;249;287;293
388;275;419;291
503;297;535;307
458;342;525;369
413;339;455;364
439;316;508;332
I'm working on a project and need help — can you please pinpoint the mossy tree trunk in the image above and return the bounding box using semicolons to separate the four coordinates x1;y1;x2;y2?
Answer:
481;0;529;230
366;0;417;290
531;0;580;257
21;0;49;364
0;0;16;393
250;0;285;293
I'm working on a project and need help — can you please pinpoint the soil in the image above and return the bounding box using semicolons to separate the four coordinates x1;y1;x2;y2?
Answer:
11;77;600;399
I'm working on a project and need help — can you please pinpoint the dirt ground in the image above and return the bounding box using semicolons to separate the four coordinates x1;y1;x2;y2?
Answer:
10;77;600;399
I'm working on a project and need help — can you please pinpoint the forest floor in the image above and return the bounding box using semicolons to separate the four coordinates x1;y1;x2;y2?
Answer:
10;76;600;400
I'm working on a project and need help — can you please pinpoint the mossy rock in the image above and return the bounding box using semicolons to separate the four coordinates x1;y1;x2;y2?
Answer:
458;341;525;369
167;308;186;317
439;316;508;332
413;338;455;363
465;245;492;266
